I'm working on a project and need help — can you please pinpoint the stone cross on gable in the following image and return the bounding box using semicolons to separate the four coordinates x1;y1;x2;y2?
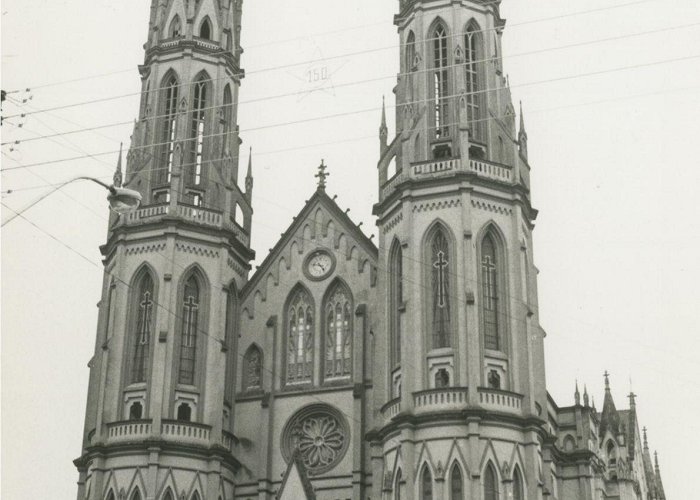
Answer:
315;159;329;190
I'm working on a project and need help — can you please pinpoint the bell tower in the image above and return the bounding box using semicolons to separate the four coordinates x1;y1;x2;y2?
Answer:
74;1;253;499
371;0;548;498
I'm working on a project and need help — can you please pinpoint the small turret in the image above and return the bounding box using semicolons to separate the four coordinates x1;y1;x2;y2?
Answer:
583;384;590;408
574;381;581;406
518;101;528;161
113;142;123;188
379;96;388;156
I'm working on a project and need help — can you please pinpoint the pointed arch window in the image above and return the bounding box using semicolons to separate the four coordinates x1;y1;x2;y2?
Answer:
190;78;208;186
131;490;142;500
450;464;463;500
199;18;211;39
394;469;402;500
513;467;524;500
484;463;499;500
406;31;416;72
106;490;116;500
224;284;237;399
390;242;403;366
159;75;179;184
222;85;232;156
178;276;200;385
286;287;314;384
324;281;352;380
430;227;452;348
162;490;174;500
131;272;154;383
481;233;501;351
243;345;263;390
169;15;182;38
421;467;433;500
433;24;449;138
464;24;482;139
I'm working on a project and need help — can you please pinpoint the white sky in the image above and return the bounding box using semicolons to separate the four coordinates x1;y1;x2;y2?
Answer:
2;0;699;498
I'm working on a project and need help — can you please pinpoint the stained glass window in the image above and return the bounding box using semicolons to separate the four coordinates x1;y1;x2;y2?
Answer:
324;282;352;379
482;234;500;350
431;228;451;348
287;287;314;384
178;276;200;385
433;24;449;138
132;273;154;383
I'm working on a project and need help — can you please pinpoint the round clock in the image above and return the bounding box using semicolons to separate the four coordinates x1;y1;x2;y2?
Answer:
304;249;335;281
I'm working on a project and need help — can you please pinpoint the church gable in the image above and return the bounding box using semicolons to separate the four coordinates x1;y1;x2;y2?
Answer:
241;188;377;320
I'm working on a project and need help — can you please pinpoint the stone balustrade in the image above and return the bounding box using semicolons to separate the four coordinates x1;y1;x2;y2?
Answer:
221;430;235;452
468;159;512;182
477;388;523;415
105;420;153;445
380;397;401;422
120;203;250;246
413;387;469;414
161;420;211;447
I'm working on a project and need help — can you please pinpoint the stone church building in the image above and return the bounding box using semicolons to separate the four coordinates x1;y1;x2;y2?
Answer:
73;1;668;499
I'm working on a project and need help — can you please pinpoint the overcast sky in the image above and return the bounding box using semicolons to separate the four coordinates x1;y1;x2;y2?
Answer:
2;0;699;498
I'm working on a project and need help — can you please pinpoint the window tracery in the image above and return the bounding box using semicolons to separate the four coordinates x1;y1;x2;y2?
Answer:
464;23;482;139
131;272;154;383
159;75;179;185
190;78;208;186
286;286;314;384
481;233;501;351
324;281;352;380
178;275;200;385
433;23;449;138
430;227;452;348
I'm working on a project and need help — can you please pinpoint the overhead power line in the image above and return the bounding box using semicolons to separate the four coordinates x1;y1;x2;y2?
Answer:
3;52;698;173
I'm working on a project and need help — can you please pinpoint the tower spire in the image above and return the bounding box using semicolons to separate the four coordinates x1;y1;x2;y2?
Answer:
379;96;388;155
518;101;528;160
574;380;580;405
113;142;123;188
245;147;254;199
583;384;589;407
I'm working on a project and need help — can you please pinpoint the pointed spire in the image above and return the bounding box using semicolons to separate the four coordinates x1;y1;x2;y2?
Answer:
654;451;660;471
518;101;528;160
583;384;590;407
113;142;123;187
245;147;253;198
379;96;388;155
643;427;649;451
574;380;581;405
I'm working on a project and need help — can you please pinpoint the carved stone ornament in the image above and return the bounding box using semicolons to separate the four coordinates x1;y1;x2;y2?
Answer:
454;44;464;63
281;403;350;475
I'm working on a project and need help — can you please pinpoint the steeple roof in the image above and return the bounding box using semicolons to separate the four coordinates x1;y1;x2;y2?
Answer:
599;372;621;440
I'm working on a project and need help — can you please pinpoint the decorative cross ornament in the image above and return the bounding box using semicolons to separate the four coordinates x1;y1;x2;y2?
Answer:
138;291;153;344
183;295;199;347
433;250;449;307
315;159;329;190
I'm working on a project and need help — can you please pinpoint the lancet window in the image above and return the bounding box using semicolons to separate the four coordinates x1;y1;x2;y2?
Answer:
450;464;463;500
324;281;352;380
178;276;200;385
243;345;263;390
286;287;314;384
190;78;208;186
430;227;452;348
433;24;449;138
390;241;403;366
464;24;482;139
481;233;501;351
159;75;179;184
484;463;499;500
513;467;524;500
131;272;154;383
421;466;433;500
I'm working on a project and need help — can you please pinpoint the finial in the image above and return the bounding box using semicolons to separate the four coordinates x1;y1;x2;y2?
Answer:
654;451;660;470
381;95;387;129
519;101;526;132
583;384;589;407
628;391;637;408
246;147;253;176
643;427;649;450
245;147;254;198
315;159;329;190
113;142;123;188
591;396;596;412
604;370;610;391
574;380;580;405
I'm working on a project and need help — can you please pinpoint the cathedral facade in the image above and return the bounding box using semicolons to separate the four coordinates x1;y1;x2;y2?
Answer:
74;1;667;500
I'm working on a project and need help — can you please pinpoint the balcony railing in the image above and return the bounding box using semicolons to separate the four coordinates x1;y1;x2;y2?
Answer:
380;397;401;422
120;203;250;246
161;420;211;447
381;157;513;199
477;388;523;415
105;419;153;445
413;387;469;414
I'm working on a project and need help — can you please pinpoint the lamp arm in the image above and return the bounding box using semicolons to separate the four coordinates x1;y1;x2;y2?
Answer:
2;176;114;228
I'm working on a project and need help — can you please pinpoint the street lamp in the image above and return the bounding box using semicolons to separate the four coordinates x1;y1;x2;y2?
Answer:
2;176;142;227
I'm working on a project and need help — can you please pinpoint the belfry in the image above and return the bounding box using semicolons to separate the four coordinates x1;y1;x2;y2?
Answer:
74;1;668;499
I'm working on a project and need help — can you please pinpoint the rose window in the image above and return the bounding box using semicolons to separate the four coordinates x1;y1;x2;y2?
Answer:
281;404;350;475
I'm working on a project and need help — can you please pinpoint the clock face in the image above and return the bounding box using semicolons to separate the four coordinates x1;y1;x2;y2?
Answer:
306;250;334;280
